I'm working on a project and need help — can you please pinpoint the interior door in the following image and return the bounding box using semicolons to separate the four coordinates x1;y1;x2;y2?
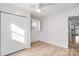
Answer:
12;14;27;51
1;12;27;55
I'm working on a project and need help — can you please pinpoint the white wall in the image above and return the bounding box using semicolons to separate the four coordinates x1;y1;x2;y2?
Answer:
0;3;31;48
31;31;41;42
40;7;79;48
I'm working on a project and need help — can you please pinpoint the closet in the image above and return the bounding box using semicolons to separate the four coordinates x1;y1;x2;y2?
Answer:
0;11;27;56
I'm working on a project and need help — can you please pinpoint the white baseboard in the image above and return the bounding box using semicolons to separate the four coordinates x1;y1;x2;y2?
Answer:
40;40;68;48
31;39;39;43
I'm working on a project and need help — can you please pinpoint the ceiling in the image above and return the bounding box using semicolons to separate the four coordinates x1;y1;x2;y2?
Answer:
10;3;79;19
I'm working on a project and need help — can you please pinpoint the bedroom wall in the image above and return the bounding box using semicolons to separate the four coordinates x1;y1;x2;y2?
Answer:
40;7;79;48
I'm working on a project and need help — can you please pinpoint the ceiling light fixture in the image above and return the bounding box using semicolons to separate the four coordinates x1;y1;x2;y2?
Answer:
36;4;41;13
36;8;41;12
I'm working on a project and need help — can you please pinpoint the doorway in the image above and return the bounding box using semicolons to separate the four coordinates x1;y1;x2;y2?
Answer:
68;16;79;49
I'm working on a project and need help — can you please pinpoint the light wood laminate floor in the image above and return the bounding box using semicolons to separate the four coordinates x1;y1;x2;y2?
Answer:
9;41;79;56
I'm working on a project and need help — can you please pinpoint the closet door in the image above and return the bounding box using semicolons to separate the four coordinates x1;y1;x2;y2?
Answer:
12;14;27;51
1;12;16;55
1;12;27;55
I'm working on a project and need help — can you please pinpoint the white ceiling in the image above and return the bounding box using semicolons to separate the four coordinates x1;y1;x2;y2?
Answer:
10;3;79;19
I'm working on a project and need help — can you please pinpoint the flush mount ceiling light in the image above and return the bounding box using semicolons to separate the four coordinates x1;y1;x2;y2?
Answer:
30;3;55;13
36;4;41;13
36;8;41;12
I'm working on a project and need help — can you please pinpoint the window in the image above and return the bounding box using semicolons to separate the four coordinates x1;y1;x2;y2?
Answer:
32;19;41;31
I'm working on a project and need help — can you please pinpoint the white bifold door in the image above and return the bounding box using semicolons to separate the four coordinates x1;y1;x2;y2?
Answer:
0;12;27;56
